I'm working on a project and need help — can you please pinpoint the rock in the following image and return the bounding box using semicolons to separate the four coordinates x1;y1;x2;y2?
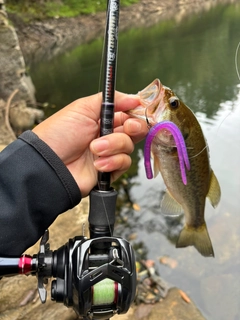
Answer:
0;2;41;144
132;287;206;320
0;1;36;104
9;100;44;134
0;144;7;151
0;98;16;145
113;287;206;320
0;97;44;144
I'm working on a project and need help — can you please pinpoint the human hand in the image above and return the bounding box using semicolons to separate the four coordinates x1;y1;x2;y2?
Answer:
33;92;148;197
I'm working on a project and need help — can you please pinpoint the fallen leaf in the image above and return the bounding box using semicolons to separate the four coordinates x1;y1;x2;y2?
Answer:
135;261;141;273
19;289;38;306
179;289;191;303
132;203;141;211
159;255;178;269
144;259;155;268
128;233;137;241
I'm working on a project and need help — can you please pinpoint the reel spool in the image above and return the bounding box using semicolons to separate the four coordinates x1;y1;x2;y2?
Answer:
92;278;119;306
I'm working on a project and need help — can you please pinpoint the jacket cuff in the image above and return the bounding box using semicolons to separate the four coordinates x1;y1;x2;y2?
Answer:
19;130;81;207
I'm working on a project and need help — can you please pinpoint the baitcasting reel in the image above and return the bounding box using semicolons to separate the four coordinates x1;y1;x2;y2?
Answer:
0;188;137;320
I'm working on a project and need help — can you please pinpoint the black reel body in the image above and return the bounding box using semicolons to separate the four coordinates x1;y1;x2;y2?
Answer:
0;188;137;319
51;235;136;319
0;230;137;320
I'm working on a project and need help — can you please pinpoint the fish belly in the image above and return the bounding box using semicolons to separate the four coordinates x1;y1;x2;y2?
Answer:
155;145;214;257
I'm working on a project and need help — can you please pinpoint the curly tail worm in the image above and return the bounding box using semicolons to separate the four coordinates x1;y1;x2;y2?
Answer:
144;121;190;185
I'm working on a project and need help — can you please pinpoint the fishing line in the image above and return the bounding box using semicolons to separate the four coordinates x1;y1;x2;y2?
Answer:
215;40;240;127
235;40;240;82
188;145;208;160
185;40;240;161
211;40;240;138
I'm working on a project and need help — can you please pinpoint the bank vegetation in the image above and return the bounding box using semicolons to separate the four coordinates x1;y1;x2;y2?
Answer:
6;0;139;21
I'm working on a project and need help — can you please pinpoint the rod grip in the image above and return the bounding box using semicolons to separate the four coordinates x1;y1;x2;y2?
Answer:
88;188;117;229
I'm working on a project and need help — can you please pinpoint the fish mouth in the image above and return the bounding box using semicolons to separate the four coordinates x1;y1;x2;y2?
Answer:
127;79;165;125
153;130;177;149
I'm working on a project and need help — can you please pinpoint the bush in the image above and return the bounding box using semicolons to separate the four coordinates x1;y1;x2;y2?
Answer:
6;0;140;21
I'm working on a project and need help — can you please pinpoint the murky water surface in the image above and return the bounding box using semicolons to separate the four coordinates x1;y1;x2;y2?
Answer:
30;3;240;319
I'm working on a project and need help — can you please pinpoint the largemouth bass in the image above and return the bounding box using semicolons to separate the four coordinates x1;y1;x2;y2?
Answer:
128;79;221;257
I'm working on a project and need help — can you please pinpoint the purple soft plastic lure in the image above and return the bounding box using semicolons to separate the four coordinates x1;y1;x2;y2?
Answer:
144;121;190;185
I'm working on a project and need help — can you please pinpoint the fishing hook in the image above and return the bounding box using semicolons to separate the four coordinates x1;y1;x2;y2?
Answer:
145;107;152;130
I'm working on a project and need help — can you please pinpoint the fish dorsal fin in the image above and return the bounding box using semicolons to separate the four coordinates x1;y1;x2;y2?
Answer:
153;153;160;178
161;190;183;216
207;170;221;208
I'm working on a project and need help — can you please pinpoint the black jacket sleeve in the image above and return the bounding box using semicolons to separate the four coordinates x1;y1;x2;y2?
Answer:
0;131;81;257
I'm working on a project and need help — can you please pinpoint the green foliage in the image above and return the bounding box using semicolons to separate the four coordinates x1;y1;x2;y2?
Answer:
6;0;139;21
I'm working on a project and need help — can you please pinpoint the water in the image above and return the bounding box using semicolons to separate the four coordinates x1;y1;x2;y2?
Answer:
30;3;240;320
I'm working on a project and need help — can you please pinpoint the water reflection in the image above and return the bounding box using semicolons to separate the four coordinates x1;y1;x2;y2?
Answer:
31;4;240;117
114;175;184;245
30;2;240;319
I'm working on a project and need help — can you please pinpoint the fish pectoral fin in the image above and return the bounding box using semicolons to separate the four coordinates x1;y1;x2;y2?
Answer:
160;190;183;216
153;153;160;178
207;170;221;208
176;223;214;257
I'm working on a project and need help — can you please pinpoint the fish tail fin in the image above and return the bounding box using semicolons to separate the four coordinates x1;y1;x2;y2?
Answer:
176;223;214;257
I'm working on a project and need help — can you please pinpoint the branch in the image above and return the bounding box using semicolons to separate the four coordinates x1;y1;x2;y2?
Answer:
5;89;19;140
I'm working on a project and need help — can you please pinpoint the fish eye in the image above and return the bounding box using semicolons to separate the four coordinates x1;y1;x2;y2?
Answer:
169;97;179;109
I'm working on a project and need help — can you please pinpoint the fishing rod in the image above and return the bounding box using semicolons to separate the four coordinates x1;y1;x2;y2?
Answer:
89;0;120;244
87;0;137;318
98;0;119;191
0;1;136;319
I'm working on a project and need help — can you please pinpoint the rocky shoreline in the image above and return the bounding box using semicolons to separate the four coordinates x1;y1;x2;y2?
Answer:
0;3;42;145
8;0;237;66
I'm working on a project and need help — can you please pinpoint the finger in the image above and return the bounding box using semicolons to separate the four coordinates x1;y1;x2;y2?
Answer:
123;118;148;144
68;93;102;121
114;111;129;128
90;133;134;156
114;113;149;144
114;91;140;112
93;154;132;174
69;91;140;122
